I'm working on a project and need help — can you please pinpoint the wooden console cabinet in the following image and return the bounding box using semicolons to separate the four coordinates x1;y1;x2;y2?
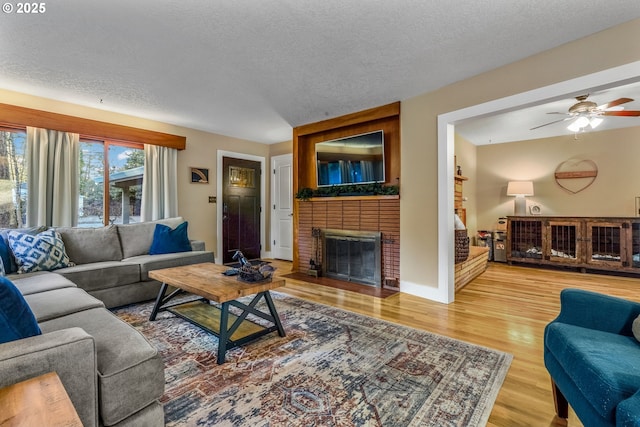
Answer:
507;216;640;274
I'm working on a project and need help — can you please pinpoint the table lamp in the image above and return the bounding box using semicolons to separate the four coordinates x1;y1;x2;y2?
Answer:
507;181;534;216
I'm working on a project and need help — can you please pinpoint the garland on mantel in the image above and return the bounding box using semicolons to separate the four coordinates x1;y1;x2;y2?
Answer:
295;183;399;200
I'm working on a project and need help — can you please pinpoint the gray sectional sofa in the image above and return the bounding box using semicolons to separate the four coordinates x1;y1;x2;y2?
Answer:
0;217;215;427
52;216;214;308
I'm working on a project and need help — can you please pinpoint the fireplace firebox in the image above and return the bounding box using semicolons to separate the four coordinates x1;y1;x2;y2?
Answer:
321;229;382;287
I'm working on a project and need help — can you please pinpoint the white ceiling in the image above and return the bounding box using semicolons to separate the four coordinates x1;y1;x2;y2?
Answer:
456;81;640;145
1;1;639;144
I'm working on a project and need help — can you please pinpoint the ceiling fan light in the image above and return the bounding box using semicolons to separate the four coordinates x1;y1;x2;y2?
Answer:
568;116;590;132
590;117;604;129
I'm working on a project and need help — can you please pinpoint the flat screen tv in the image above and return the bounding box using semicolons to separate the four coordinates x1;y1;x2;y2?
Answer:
315;130;385;187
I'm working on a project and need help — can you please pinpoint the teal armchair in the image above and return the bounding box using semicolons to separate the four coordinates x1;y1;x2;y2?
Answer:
544;289;640;426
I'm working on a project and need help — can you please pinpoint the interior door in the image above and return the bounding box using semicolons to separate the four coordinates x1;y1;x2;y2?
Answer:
222;157;261;263
271;154;293;260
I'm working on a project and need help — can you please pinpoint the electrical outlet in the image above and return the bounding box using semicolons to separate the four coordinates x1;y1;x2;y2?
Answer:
209;196;216;203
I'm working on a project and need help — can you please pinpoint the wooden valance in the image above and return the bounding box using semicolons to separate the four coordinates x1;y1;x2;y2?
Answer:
0;103;186;150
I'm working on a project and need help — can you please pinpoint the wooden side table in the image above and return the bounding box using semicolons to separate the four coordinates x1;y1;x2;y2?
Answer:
0;372;82;427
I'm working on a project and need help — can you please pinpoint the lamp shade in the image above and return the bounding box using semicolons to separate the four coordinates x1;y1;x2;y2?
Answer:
507;181;534;196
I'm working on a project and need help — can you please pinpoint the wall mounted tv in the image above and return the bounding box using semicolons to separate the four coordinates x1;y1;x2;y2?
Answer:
316;130;385;187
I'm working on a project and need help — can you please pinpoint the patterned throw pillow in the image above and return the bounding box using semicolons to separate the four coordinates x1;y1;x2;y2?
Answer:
8;229;74;274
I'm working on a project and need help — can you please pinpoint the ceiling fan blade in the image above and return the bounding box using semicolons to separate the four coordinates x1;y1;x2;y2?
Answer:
546;112;571;115
530;117;571;130
597;97;633;110
601;110;640;117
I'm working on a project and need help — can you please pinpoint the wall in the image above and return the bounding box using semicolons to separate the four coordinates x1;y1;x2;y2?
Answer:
0;88;278;255
475;126;640;230
269;140;293;157
400;18;640;301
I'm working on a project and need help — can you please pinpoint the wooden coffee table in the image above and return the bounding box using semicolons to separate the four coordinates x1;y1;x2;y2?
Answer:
148;263;286;364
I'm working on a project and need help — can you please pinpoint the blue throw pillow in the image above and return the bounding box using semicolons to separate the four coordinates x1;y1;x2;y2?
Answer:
149;221;193;255
0;276;41;344
0;238;11;276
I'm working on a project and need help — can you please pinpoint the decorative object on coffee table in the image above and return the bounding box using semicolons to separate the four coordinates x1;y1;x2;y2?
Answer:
232;250;275;282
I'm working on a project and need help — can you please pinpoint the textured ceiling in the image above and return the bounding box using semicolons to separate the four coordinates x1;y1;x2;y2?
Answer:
456;81;640;145
1;1;639;143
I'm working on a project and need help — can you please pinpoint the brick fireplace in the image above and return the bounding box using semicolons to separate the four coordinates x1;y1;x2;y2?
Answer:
296;197;399;289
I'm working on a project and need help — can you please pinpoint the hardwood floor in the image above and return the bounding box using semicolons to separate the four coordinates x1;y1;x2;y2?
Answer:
270;260;640;427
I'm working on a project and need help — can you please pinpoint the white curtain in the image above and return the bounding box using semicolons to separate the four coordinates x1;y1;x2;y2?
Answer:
141;144;178;221
26;127;79;227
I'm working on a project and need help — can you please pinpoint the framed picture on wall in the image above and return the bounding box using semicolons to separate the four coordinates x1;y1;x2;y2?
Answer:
190;167;209;184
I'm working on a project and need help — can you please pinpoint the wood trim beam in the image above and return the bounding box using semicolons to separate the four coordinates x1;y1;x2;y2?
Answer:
294;101;400;137
0;103;186;150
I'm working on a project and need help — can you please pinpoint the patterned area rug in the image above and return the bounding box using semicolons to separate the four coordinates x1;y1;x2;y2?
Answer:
113;293;512;427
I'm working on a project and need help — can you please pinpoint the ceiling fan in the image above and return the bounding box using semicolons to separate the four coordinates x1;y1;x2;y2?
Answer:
530;94;640;131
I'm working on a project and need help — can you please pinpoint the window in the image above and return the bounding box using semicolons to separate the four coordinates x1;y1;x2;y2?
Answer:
0;129;27;228
0;126;145;228
79;140;144;227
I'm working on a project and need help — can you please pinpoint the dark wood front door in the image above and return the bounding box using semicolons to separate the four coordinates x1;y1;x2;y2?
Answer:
222;157;261;263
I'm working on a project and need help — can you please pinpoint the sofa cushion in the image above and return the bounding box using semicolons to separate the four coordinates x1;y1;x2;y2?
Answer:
55;225;123;264
24;287;104;322
149;221;192;255
117;217;185;259
0;276;41;344
8;229;74;273
545;322;640;420
124;251;214;280
55;261;141;293
39;308;165;426
11;271;77;295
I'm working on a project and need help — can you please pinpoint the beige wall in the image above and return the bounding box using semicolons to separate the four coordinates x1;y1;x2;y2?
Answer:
474;126;640;230
0;88;278;255
400;18;640;299
269;140;293;157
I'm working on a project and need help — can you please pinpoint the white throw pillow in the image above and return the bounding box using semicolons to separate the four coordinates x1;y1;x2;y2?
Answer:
632;314;640;342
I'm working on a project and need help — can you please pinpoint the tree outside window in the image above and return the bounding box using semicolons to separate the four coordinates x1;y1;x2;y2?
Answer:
0;130;27;228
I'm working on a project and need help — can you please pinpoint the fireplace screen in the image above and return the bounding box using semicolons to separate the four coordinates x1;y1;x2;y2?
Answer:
321;229;381;287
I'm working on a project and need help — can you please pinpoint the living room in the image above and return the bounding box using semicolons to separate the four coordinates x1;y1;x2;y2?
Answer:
1;4;640;426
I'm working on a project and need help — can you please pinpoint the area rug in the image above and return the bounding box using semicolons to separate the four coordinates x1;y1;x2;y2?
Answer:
113;293;512;427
